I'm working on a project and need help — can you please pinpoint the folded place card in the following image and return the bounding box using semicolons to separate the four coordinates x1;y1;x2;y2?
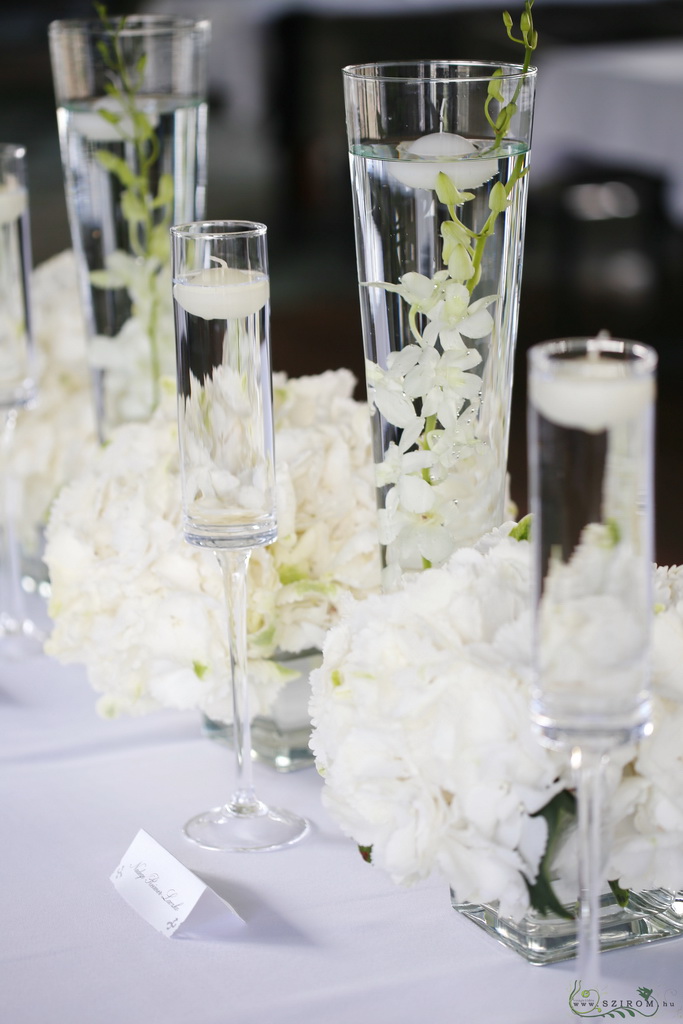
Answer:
111;829;244;939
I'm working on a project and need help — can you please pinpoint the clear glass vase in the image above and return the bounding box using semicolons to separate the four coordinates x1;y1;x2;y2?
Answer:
202;650;321;773
343;61;535;589
450;887;683;966
49;14;210;441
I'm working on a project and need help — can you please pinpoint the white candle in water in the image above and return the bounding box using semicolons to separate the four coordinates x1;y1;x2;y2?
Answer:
0;184;26;225
389;132;498;192
71;98;161;143
530;358;654;432
173;259;270;321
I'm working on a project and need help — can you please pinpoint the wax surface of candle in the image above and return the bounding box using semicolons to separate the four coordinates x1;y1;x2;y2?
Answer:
71;99;161;142
0;185;26;225
530;359;654;432
174;267;269;320
389;132;498;192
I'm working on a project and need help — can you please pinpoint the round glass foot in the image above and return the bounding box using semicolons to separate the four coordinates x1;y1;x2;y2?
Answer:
183;801;310;852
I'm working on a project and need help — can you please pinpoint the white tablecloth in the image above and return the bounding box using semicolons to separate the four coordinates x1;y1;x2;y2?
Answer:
2;616;683;1024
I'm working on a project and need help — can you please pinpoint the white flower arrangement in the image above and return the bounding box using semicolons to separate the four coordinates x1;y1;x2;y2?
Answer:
8;250;97;550
45;369;381;721
309;524;683;920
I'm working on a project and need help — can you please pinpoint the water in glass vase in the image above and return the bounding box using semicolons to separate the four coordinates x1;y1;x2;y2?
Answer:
173;268;276;549
349;138;529;576
56;96;207;430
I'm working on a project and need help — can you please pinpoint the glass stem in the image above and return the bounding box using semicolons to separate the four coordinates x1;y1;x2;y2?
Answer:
215;548;260;814
574;745;606;984
0;409;26;634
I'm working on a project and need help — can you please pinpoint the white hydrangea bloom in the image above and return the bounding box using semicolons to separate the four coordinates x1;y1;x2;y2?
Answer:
45;370;381;721
311;526;683;915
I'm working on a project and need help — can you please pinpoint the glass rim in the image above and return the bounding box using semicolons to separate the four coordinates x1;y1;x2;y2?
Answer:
342;59;536;84
48;15;210;37
529;337;658;376
171;220;267;240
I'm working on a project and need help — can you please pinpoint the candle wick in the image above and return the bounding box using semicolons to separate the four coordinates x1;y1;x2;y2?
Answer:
209;255;228;274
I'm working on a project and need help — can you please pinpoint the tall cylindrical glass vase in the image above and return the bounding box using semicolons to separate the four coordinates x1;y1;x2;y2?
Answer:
344;61;535;589
49;14;210;441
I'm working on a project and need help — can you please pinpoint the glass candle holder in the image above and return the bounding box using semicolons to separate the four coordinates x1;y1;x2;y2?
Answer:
528;337;656;748
527;335;657;980
171;220;308;852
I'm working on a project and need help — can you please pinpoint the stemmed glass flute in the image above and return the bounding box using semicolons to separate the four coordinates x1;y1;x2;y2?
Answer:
171;220;309;851
528;337;656;979
0;143;40;654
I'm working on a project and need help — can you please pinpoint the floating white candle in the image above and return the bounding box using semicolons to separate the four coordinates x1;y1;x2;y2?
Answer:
530;358;654;432
173;259;270;320
389;132;498;193
0;184;26;225
71;98;161;142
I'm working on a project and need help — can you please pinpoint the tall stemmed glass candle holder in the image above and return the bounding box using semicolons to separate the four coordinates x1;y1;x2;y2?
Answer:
172;221;309;851
528;337;656;977
343;60;535;590
0;144;39;650
49;14;210;442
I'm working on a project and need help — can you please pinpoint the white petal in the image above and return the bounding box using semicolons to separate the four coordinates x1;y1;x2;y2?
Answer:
397;474;436;514
373;387;417;428
459;308;494;340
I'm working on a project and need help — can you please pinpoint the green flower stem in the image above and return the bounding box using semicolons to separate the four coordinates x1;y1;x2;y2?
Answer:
467;152;528;295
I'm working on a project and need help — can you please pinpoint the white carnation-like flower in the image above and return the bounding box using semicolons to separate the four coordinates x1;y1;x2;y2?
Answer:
310;526;683;915
45;369;381;721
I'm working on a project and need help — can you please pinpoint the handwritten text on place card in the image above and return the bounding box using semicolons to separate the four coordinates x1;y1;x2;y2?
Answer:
111;829;243;938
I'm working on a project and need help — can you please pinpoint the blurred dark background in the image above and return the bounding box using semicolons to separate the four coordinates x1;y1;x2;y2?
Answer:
2;0;683;562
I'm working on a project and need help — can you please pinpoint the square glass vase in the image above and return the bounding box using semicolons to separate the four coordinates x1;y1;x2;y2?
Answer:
450;887;683;965
202;650;321;772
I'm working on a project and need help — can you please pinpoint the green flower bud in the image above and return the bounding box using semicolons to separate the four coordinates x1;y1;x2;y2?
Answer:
448;243;475;282
489;181;510;213
434;172;474;207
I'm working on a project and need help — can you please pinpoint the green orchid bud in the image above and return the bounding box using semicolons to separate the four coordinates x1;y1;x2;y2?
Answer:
448;243;475;282
435;172;474;207
441;219;470;261
121;189;148;224
489;181;510;213
503;11;513;29
520;11;531;34
487;68;505;102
